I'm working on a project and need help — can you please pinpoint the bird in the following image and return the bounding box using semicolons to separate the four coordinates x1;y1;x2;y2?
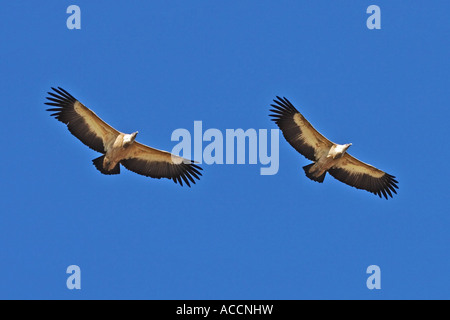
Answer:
45;87;202;187
269;96;398;199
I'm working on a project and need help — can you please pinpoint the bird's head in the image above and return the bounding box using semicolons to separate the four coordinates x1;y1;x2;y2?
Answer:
123;131;138;146
342;143;352;154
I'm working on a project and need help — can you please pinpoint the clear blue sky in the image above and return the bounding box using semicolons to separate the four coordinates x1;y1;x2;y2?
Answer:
0;1;449;299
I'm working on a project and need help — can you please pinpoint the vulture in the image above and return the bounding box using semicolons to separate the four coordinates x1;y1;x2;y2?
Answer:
269;97;398;199
45;87;202;187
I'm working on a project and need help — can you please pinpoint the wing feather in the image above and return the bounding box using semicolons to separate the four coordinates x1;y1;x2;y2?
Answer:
328;153;399;199
121;142;202;187
45;87;119;153
269;96;333;161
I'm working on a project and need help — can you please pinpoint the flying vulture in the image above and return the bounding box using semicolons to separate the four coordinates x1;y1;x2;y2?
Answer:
45;87;202;187
269;97;398;199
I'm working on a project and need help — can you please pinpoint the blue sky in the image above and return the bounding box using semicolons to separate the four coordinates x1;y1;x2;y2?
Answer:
0;1;449;299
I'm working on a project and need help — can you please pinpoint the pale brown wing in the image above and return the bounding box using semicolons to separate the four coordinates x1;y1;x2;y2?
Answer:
120;142;202;187
45;87;119;153
328;153;398;199
269;96;334;161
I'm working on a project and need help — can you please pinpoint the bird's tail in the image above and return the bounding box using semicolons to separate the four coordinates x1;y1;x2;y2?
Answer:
303;163;326;183
92;155;120;175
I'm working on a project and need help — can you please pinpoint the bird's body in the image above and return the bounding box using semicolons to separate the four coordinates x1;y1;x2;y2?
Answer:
269;97;398;199
45;87;202;187
305;143;352;181
100;132;138;172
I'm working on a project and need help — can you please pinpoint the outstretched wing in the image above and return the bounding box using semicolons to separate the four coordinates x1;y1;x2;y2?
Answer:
328;153;399;199
45;87;119;153
269;96;334;161
121;142;203;187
